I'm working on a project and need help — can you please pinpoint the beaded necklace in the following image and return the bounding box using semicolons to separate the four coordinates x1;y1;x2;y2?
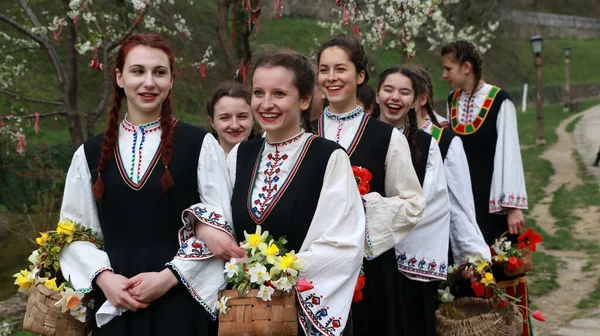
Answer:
324;105;363;144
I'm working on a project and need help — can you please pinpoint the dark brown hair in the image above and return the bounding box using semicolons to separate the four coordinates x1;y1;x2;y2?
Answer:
374;65;427;165
206;81;256;139
441;40;484;96
317;34;369;89
252;49;315;133
93;33;176;200
407;64;441;127
357;84;376;111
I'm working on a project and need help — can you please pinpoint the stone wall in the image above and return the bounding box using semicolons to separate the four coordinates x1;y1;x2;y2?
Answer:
499;10;600;39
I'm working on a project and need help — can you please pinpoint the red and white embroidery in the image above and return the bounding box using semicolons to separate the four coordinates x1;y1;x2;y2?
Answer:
489;193;528;212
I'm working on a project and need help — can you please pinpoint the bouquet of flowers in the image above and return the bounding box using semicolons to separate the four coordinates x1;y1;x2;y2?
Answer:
351;165;371;303
491;228;542;277
14;219;101;335
216;225;304;336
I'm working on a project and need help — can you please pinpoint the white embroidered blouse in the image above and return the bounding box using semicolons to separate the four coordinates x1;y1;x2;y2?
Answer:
319;106;425;258
59;117;232;325
226;131;365;336
445;83;529;213
422;121;491;263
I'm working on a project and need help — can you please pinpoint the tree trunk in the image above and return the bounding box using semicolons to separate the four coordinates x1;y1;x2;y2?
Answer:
61;0;84;148
216;0;239;71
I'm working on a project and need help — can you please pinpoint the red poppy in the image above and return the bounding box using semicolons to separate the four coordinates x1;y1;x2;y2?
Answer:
296;279;314;292
352;275;366;303
471;282;485;297
507;256;523;270
532;310;546;322
352;166;372;196
518;228;543;251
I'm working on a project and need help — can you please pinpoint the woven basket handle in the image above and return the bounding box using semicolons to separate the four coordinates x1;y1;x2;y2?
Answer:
499;230;510;240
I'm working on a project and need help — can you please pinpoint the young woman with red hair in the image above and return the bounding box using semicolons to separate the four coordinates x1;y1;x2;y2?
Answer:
57;34;241;335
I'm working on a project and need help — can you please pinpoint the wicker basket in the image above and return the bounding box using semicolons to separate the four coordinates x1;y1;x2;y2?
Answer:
436;297;523;336
499;231;533;277
218;288;298;336
22;283;92;336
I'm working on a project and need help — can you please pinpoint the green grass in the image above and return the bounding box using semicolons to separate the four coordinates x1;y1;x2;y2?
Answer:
577;277;600;309
527;249;562;297
565;116;583;133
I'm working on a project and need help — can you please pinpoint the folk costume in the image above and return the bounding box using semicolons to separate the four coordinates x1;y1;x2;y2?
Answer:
420;118;491;265
314;106;425;336
59;116;232;335
394;127;450;336
226;131;365;336
446;83;531;336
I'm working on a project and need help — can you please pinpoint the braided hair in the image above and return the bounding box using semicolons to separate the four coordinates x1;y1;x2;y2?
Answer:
441;40;484;116
92;34;176;200
407;64;441;127
253;49;315;133
376;65;427;165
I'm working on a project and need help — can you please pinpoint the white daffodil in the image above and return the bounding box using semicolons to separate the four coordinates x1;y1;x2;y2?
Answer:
223;259;239;278
28;250;41;265
248;264;271;285
256;285;274;301
438;286;455;303
467;254;483;265
70;305;87;323
214;296;230;315
271;277;293;292
54;286;84;313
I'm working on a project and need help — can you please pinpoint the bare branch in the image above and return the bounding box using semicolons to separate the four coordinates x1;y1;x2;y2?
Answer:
15;0;66;88
0;89;63;106
0;47;42;55
1;111;66;120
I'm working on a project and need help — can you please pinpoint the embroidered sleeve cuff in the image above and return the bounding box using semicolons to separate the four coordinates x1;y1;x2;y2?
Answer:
83;267;113;294
298;290;346;336
181;204;234;237
489;192;528;213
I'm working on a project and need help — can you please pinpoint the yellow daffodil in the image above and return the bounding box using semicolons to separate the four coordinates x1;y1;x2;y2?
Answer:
13;269;35;293
57;219;76;243
480;272;495;286
36;232;49;246
271;251;302;277
258;240;280;264
241;225;268;255
44;277;59;291
54;286;84;313
475;261;489;273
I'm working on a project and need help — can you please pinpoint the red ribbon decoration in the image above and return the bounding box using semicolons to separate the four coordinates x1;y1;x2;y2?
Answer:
34;112;40;135
199;63;206;79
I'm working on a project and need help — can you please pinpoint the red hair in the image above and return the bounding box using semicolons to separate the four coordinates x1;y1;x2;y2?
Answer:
93;34;176;200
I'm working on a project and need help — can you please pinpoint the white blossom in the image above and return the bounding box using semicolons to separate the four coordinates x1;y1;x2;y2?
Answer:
256;285;275;301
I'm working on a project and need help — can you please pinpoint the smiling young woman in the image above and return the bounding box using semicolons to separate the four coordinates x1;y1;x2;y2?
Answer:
214;49;365;336
314;34;425;336
57;34;237;336
206;81;256;154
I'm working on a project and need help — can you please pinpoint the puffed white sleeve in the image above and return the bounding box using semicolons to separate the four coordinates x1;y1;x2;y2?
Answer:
362;129;425;258
395;138;450;281
489;100;528;213
166;133;233;316
445;137;491;263
296;149;365;336
58;146;113;293
226;143;240;187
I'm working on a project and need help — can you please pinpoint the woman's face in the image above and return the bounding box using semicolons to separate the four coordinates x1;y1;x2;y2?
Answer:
317;46;364;111
210;96;253;151
376;72;415;126
116;45;173;119
251;66;310;140
441;54;470;90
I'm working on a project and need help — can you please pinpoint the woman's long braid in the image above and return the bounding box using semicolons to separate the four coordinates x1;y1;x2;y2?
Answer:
407;107;421;165
92;90;123;200
301;109;314;133
159;95;175;192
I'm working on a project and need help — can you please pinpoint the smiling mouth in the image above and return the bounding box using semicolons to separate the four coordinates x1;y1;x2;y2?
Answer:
259;112;280;122
386;104;402;113
228;132;243;137
139;93;159;101
327;86;342;94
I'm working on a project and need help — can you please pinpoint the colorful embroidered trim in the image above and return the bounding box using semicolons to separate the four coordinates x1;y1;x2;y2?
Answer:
183;206;234;236
78;267;114;294
489;192;528;213
247;136;316;224
165;262;217;320
323;106;363;122
175;212;214;260
450;86;500;135
265;130;305;147
114;139;162;191
318;113;369;157
297;290;343;336
396;251;448;281
429;124;444;144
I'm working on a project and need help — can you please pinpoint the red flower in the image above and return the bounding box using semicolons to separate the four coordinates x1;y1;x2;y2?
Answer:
352;166;372;196
296;279;314;292
471;282;485;297
507;256;523;270
352;275;366;303
532;310;546;322
518;228;543;251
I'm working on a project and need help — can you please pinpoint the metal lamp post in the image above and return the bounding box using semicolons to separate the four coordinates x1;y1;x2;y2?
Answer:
531;35;545;144
563;45;572;112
